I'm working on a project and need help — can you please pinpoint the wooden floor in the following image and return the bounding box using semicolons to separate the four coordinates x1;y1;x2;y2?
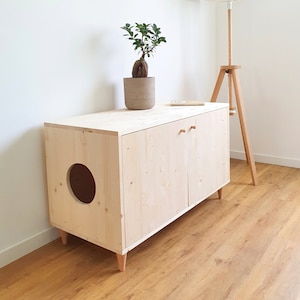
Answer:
1;159;300;300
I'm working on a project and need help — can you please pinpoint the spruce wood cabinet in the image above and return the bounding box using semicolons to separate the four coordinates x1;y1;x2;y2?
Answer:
44;103;229;271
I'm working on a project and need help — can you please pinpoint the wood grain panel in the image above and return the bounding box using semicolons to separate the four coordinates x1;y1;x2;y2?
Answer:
44;127;124;253
121;119;188;247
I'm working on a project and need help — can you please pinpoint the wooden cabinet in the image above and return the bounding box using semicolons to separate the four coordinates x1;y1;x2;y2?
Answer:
44;103;229;271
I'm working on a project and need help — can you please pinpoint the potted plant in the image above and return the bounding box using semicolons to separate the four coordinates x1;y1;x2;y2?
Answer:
121;23;167;109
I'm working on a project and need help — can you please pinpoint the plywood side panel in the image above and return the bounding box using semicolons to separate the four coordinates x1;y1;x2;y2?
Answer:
44;127;124;253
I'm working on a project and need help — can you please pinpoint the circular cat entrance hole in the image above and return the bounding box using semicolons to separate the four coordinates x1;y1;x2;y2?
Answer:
68;163;96;204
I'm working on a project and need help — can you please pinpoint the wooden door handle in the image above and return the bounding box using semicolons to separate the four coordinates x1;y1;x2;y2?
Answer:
190;125;196;130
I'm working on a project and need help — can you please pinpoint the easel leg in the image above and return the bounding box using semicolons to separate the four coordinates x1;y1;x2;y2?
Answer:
231;70;258;185
210;69;226;102
116;253;127;272
228;73;236;115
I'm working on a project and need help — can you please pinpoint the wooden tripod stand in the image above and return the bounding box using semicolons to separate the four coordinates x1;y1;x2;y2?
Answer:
210;65;258;185
208;0;258;185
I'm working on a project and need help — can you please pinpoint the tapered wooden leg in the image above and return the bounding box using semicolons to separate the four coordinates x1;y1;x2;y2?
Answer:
116;253;127;272
231;69;258;186
218;188;223;199
210;69;226;102
228;73;236;115
59;229;68;245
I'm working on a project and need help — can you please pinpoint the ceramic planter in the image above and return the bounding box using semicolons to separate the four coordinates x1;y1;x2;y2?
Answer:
123;77;155;110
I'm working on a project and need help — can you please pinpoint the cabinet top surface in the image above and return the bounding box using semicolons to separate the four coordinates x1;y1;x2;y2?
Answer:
45;102;228;135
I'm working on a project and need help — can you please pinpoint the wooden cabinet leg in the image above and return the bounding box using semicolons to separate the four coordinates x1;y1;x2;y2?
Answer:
218;188;223;199
59;229;68;245
116;253;127;272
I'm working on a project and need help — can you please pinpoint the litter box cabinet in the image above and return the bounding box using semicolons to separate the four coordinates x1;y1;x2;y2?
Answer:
44;103;230;271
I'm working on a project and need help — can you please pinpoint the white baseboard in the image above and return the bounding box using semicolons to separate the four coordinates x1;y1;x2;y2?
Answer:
230;150;300;169
0;227;59;268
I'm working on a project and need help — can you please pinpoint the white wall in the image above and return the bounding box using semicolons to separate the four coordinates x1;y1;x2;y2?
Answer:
215;0;300;167
0;0;216;267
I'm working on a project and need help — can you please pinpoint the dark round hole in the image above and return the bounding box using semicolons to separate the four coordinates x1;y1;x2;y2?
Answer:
68;163;96;204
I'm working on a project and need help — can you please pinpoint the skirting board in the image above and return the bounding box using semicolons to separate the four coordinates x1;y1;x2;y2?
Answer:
0;227;59;268
231;150;300;169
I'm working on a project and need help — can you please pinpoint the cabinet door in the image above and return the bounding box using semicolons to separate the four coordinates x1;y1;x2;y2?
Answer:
121;119;189;247
188;107;230;205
